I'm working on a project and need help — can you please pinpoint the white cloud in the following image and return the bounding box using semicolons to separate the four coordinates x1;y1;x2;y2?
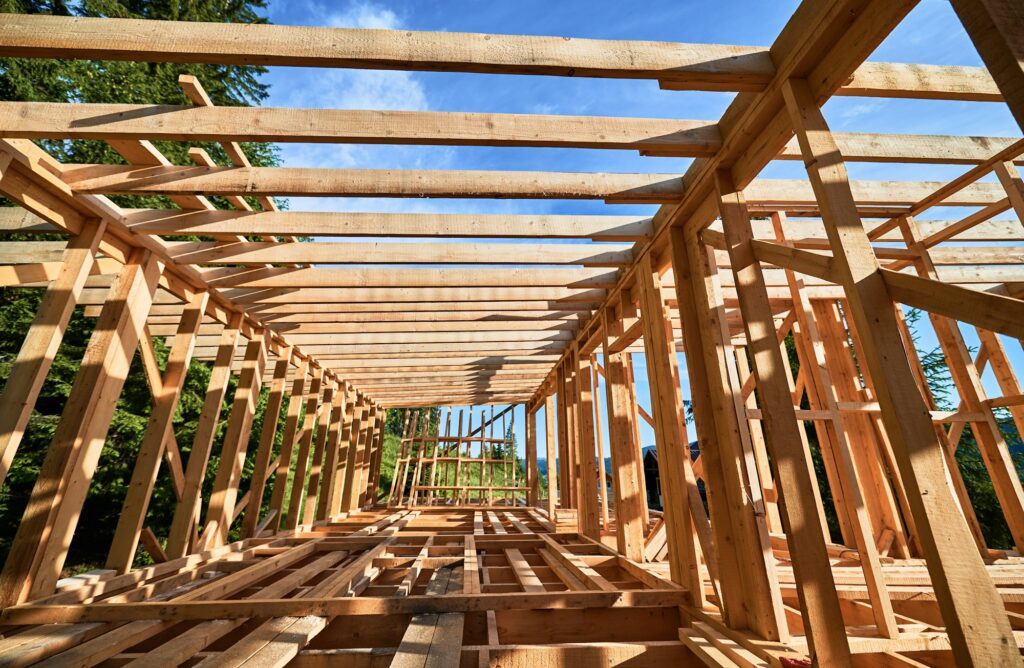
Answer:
266;1;556;220
323;1;401;29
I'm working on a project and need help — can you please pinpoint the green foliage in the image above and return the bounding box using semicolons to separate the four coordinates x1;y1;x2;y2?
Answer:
385;407;441;438
0;0;280;574
375;434;402;503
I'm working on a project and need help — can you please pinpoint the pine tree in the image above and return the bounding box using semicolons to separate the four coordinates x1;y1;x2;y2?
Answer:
0;0;281;572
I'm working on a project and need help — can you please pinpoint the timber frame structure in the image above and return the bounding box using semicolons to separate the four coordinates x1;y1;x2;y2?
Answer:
0;2;1023;665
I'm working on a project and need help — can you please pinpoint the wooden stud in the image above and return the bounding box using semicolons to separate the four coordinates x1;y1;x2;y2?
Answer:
0;248;162;606
782;76;1018;666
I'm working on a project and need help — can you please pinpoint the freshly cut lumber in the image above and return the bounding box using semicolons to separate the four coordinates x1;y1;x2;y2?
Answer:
0;14;775;87
166;240;633;267
123;209;654;240
205;267;620;289
60;165;1009;206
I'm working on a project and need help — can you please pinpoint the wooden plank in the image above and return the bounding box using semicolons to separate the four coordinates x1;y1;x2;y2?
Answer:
105;290;209;573
123;209;653;240
782;76;1018;667
63;164;685;202
0;14;774;85
715;171;881;646
537;535;616;592
525;407;538;507
164;313;243;559
206;267;619;290
678;184;790;642
285;368;325;530
881;269;1024;341
0;589;695;625
17;100;1024;165
0;248;161;606
341;397;368;513
61;165;1010;205
601;311;645;562
224;287;606;304
241;348;292;538
573;353;601;540
0;102;720;153
544;394;558;519
636;254;707;606
267;358;310;529
506;548;545;592
316;383;348;521
137;527;167;564
203;333;269;547
0;219;105;490
301;384;336;525
166;240;633;267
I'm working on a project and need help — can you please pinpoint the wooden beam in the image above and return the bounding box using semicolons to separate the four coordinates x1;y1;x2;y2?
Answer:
203;333;268;547
165;313;243;559
601;310;645;562
881;269;1024;340
0;219;106;490
241;348;292;538
636;255;702;602
0;248;161;606
165;240;633;267
285;368;325;530
544;394;557;519
206;267;619;290
574;352;601;540
123;209;653;241
782;76;1017;667
0;14;775;86
715;170;880;649
0;101;720;153
12;101;1024;165
105;289;209;573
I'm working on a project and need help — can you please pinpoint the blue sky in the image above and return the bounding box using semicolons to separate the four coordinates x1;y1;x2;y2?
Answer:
256;0;1023;463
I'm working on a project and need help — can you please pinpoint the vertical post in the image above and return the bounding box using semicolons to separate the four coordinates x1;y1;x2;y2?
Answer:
356;403;379;508
268;357;309;530
555;365;570;508
317;382;347;521
591;361;610;531
204;331;268;547
716;170;890;644
242;347;292;538
635;255;703;604
332;395;356;514
544;393;557;518
165;311;242;559
575;351;601;539
342;395;367;512
0;248;161;606
783;76;1017;666
900;214;1024;551
285;367;324;530
106;289;209;572
364;405;386;506
601;310;645;562
301;383;335;525
0;219;106;490
624;352;650;528
526;405;538;507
